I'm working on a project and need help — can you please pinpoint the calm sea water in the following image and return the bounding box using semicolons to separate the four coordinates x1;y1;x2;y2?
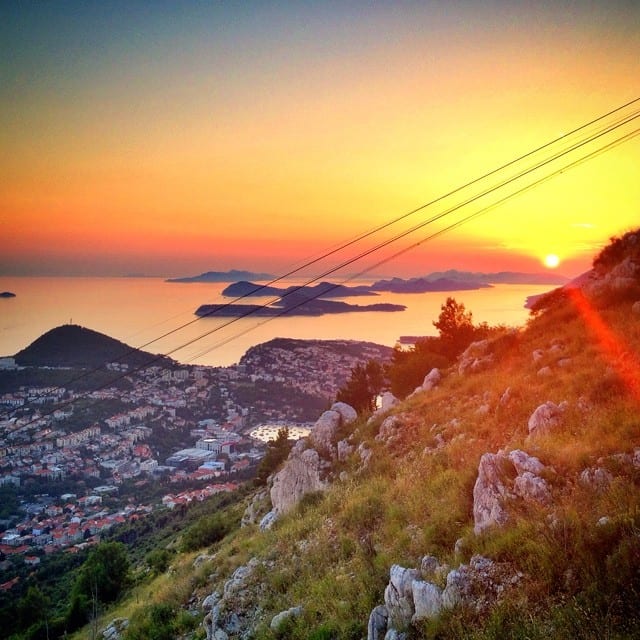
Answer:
0;277;553;367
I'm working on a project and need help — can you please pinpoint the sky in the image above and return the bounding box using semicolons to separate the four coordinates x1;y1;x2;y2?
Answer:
1;1;639;279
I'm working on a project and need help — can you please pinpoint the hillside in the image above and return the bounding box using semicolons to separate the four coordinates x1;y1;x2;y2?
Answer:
13;324;168;369
67;230;640;640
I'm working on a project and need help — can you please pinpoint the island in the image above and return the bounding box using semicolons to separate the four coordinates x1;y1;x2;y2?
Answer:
370;276;492;293
167;269;275;283
221;280;376;298
196;294;405;317
0;291;16;298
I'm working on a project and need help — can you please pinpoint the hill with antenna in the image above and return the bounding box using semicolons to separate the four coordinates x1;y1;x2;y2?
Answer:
13;324;169;369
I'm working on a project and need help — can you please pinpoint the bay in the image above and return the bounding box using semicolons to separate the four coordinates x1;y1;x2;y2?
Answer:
0;277;553;367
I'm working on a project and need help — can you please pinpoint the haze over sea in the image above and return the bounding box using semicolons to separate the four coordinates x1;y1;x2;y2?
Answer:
0;277;555;367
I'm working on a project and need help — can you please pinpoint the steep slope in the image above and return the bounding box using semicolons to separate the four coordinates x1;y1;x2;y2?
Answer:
76;230;640;640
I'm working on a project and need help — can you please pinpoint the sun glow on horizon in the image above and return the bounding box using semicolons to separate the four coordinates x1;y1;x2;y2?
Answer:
543;254;561;269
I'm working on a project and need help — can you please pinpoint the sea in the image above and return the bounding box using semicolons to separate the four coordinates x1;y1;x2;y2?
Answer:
0;277;554;368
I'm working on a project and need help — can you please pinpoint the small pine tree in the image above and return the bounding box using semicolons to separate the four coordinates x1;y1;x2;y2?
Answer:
336;359;384;414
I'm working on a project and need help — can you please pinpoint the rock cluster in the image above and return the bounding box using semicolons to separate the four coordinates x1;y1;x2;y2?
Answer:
473;449;552;534
203;558;266;640
527;401;567;437
458;341;495;375
367;555;523;639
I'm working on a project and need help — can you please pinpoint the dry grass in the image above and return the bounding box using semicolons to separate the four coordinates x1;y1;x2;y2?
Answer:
74;292;640;639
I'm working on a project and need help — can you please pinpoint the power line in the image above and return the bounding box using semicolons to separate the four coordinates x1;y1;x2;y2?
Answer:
187;125;640;362
7;114;638;427
9;97;639;405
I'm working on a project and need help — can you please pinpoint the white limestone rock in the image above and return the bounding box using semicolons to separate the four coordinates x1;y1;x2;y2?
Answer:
367;605;388;640
376;415;401;442
270;606;303;631
579;467;613;491
259;510;278;531
330;401;358;424
527;401;567;436
337;439;355;461
270;447;328;515
473;450;552;534
384;564;420;628
412;580;443;621
422;368;442;391
311;410;342;455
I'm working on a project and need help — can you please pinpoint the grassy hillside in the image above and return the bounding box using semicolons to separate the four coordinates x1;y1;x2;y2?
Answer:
70;231;640;640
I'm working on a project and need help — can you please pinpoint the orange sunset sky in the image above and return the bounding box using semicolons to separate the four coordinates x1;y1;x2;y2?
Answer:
1;1;639;278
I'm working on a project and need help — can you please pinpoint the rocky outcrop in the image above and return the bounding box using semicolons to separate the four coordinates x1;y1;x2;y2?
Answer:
269;403;357;515
310;402;358;458
241;489;270;527
473;450;552;534
384;565;420;628
270;445;329;515
311;410;342;456
376;415;402;443
458;341;495;375
422;368;442;390
586;254;640;299
102;618;129;640
368;555;523;638
527;401;567;437
203;558;267;640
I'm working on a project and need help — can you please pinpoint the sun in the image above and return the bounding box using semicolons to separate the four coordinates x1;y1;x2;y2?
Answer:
543;254;560;269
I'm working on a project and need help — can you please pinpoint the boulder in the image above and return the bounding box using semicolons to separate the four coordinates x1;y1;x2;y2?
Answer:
102;618;128;640
384;565;420;628
458;341;495;375
308;402;357;458
412;580;443;621
270;606;303;631
473;450;551;534
472;453;513;534
632;301;640;315
441;555;522;613
508;449;545;475
377;415;401;442
513;471;552;505
331;401;358;424
532;349;545;363
241;489;269;527
527;401;566;436
422;368;442;391
193;553;216;568
311;410;342;455
259;510;278;530
379;391;400;411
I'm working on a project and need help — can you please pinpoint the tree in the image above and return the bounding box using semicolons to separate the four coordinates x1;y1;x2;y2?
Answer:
18;585;51;639
255;427;292;485
336;359;384;414
386;342;451;399
67;541;130;631
433;297;478;357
